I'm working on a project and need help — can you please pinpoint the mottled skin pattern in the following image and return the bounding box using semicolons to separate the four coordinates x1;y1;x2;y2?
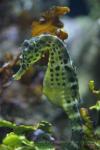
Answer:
13;34;83;149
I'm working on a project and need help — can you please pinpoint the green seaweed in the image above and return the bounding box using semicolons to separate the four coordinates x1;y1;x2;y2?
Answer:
0;121;54;150
89;80;100;110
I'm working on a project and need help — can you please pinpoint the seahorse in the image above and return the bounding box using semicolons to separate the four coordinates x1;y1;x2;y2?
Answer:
13;34;83;150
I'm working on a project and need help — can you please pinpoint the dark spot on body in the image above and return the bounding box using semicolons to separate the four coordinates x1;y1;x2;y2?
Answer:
64;59;68;64
64;65;72;72
62;77;65;81
55;40;64;48
51;78;53;81
23;41;29;47
29;45;33;50
62;82;66;86
63;51;70;59
71;84;78;90
67;100;71;103
51;61;55;64
47;41;51;44
55;66;60;71
56;73;59;76
22;55;25;60
56;78;59;81
58;51;61;54
51;83;54;86
28;60;31;64
50;73;53;77
50;69;53;72
56;47;59;50
69;76;76;82
34;48;37;52
59;56;62;60
36;53;39;56
52;47;56;52
72;93;77;99
23;53;27;57
46;43;50;46
52;43;55;47
62;72;65;76
51;52;54;56
57;83;60;85
50;56;54;60
22;64;26;69
39;40;45;45
72;104;79;113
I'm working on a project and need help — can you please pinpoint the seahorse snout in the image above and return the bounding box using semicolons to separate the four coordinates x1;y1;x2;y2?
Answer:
13;67;26;80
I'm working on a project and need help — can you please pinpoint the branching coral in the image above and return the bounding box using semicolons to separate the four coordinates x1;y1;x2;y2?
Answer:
32;6;70;40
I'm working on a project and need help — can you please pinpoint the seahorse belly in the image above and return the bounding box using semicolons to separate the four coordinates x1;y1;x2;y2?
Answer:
43;67;74;107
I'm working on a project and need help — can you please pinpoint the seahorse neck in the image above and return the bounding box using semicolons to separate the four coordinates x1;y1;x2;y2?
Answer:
48;50;61;67
47;41;70;69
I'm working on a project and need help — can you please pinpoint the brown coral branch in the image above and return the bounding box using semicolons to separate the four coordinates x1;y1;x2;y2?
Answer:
32;6;70;40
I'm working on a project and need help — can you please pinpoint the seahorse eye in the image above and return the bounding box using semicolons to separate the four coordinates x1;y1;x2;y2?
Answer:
29;45;33;50
23;40;29;47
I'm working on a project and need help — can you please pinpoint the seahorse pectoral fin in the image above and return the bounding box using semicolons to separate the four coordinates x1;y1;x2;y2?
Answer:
13;67;26;80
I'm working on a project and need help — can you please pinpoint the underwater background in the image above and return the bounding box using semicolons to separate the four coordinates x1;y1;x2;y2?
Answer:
0;0;100;140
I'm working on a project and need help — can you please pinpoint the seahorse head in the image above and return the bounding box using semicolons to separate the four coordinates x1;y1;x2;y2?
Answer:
13;34;53;80
13;36;43;80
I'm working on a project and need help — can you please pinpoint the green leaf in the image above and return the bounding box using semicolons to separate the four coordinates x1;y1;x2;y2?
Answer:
0;120;52;135
89;80;95;91
0;120;16;129
3;132;26;148
90;101;100;111
0;120;54;150
34;141;55;150
0;145;11;150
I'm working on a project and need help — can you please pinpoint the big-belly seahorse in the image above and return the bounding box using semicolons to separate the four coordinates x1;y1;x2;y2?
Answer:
13;34;83;150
